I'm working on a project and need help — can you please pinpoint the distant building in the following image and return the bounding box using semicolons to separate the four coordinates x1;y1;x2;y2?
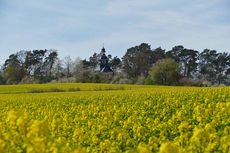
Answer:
99;47;113;73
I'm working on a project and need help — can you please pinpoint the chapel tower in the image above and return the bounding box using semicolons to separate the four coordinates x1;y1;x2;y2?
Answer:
99;46;112;73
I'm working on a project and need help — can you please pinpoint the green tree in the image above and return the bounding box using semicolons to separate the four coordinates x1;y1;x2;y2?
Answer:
44;50;58;80
81;53;100;71
150;58;181;85
24;50;47;78
213;52;229;85
3;53;26;84
152;47;166;63
4;49;59;84
89;53;100;71
122;43;154;78
0;74;3;84
198;49;218;83
166;45;184;62
109;56;121;72
179;49;199;78
0;66;5;84
167;46;198;78
82;59;91;70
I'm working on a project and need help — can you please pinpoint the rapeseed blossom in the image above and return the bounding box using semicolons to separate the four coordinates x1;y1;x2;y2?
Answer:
0;83;229;152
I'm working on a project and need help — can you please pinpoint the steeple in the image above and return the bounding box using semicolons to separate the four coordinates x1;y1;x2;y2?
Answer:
99;45;113;73
101;43;106;54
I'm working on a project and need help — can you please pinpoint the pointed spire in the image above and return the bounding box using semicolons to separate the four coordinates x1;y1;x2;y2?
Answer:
101;43;106;54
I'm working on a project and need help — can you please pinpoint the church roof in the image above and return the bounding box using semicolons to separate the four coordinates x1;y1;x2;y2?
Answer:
100;65;113;73
100;54;108;60
99;46;113;73
101;47;106;53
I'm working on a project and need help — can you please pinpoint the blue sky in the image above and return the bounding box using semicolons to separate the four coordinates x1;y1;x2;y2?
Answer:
0;0;230;64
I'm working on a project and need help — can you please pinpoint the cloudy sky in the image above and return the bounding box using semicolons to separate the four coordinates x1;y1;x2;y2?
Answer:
0;0;229;63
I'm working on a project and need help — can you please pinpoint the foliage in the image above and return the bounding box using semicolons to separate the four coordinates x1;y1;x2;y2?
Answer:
3;49;58;84
199;49;230;85
19;75;40;84
2;44;230;86
166;46;199;78
144;77;154;85
110;74;133;84
89;53;100;71
74;70;114;84
0;74;4;85
122;43;155;78
82;51;120;73
0;83;229;152
3;53;26;84
150;58;181;85
179;77;202;87
76;70;100;83
109;56;121;72
136;76;146;85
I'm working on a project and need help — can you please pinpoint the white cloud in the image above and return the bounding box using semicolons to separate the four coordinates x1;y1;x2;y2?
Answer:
102;0;230;51
105;0;166;16
0;0;229;64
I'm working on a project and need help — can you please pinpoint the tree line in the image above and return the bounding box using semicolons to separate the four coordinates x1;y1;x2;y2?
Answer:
0;43;229;86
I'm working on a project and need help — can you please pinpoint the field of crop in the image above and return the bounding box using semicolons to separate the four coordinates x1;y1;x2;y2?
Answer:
0;83;229;153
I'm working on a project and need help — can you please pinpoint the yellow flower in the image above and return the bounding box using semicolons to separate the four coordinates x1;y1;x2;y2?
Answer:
159;142;180;153
138;143;152;153
92;136;99;145
7;110;18;124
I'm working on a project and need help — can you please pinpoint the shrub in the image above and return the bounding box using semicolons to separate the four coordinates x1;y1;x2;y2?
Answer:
144;77;154;85
150;58;181;85
136;76;145;85
50;88;65;92
19;76;40;84
68;88;80;92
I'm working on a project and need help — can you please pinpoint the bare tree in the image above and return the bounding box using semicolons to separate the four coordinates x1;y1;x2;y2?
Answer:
63;56;73;77
52;58;63;80
72;57;83;75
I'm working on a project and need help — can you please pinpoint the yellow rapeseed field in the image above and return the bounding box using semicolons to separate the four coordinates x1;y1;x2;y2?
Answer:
0;83;229;153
